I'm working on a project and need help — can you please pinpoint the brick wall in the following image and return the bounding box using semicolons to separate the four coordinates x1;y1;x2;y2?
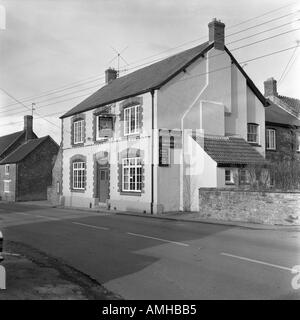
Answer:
17;138;59;201
198;188;300;225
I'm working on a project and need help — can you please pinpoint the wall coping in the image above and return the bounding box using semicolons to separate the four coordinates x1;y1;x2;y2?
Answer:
199;188;300;194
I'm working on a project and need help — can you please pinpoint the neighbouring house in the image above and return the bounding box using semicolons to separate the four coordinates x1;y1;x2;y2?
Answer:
264;77;300;162
59;18;268;213
0;115;37;161
263;77;300;189
0;116;59;201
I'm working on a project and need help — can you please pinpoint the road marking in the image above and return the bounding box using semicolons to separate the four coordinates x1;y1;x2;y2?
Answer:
127;232;189;247
34;215;59;221
72;222;109;231
221;252;293;272
15;212;30;216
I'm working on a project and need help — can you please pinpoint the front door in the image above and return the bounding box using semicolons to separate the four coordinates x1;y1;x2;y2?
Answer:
99;168;109;203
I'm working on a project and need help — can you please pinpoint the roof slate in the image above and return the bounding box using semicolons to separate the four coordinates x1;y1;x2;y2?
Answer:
196;135;267;166
0;136;49;165
0;131;24;157
278;95;300;114
61;42;212;118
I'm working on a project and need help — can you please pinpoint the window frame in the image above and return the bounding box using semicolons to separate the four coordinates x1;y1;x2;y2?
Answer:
3;180;10;193
266;129;276;150
72;161;86;190
225;169;234;184
239;168;249;185
122;157;142;192
124;105;140;136
247;123;259;144
73;119;84;144
4;164;9;175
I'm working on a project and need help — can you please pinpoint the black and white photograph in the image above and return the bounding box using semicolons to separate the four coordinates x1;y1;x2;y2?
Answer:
0;0;299;309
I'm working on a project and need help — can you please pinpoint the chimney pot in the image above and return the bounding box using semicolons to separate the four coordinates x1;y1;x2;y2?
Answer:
208;18;225;51
105;68;117;84
264;77;278;97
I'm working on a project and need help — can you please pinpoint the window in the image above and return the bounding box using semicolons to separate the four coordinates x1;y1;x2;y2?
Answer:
4;180;10;193
225;169;234;184
266;129;276;150
239;169;249;185
4;164;9;175
247;123;259;144
297;133;300;152
122;157;142;192
72;161;86;190
56;181;60;194
96;116;113;140
73;120;84;144
124;105;140;135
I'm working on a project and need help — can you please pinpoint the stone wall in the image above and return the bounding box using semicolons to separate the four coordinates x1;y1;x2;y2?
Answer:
198;188;300;225
47;146;62;206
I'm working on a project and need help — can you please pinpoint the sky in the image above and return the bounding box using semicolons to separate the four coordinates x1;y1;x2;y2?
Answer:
0;0;299;143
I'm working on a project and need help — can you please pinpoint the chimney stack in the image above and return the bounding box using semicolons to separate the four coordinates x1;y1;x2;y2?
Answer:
208;18;225;51
24;115;34;141
105;68;117;84
264;77;278;97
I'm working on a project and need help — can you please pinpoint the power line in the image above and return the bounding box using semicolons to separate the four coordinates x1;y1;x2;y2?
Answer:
1;43;298;131
278;50;299;85
278;45;298;83
1;3;297;111
2;25;300;118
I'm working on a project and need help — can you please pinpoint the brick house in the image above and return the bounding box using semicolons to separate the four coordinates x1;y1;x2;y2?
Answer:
264;77;300;162
0;116;59;201
59;19;268;213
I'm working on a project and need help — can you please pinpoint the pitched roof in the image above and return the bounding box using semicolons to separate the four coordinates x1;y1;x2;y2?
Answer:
61;41;268;119
61;42;213;118
278;95;300;114
0;131;24;157
0;136;49;165
195;135;267;166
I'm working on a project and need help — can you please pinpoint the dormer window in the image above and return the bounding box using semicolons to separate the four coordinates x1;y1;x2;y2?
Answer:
124;105;140;135
73;119;84;144
247;123;259;144
96;115;114;140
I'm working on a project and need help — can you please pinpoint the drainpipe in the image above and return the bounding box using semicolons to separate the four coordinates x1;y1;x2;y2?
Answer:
150;90;155;214
179;55;209;211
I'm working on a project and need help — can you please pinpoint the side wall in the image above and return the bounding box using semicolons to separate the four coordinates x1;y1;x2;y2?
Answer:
17;140;59;201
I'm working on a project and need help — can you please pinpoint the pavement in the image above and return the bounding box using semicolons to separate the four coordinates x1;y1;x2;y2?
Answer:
0;201;300;299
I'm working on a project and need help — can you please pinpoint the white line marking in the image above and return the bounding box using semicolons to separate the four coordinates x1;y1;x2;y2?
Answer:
221;252;293;272
15;212;30;216
127;232;189;247
1;252;21;257
34;215;59;221
72;222;109;231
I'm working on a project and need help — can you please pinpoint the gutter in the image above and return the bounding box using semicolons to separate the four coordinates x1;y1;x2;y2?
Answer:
150;90;155;214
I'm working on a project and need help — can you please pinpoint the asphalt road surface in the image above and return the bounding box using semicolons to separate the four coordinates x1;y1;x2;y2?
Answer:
0;202;299;299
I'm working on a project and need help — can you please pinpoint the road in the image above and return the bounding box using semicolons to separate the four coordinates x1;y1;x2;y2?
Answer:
0;202;299;299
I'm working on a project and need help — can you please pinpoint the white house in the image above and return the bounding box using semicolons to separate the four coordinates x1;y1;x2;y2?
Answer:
59;18;267;213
